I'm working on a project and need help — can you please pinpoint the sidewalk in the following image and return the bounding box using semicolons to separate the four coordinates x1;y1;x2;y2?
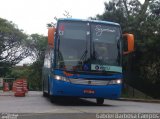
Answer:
119;98;160;103
1;90;160;103
0;90;33;96
0;90;14;96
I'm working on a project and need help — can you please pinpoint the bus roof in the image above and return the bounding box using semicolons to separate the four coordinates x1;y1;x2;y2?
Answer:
58;18;120;26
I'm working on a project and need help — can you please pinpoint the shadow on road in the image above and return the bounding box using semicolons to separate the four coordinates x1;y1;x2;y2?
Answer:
46;96;113;106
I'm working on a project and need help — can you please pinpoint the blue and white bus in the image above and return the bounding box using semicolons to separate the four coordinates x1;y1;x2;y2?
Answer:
42;18;134;104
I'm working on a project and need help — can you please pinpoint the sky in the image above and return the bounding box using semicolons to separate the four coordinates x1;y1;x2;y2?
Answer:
0;0;107;35
0;0;144;65
0;0;144;36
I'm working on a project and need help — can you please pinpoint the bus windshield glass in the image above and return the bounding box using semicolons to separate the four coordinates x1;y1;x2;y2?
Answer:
56;21;121;73
91;23;121;66
56;21;89;71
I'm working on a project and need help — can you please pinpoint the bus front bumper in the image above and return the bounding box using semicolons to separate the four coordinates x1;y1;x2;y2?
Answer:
49;79;122;99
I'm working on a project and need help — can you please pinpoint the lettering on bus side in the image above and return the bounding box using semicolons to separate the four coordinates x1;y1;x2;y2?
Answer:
95;65;110;71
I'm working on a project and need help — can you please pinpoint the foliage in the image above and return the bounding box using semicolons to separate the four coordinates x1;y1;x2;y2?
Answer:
0;18;47;90
6;66;29;79
6;62;43;91
0;18;32;77
47;10;72;27
96;0;160;98
28;34;47;61
0;18;31;65
26;34;47;90
27;61;43;90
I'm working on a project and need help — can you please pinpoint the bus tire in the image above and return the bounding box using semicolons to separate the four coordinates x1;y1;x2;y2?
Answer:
43;92;48;97
48;77;50;96
42;80;48;97
50;96;58;103
96;98;104;105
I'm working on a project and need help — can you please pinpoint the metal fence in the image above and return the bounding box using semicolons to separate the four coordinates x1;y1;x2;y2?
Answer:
122;84;153;99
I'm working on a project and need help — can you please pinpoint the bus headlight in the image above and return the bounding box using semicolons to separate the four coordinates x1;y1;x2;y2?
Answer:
54;75;70;82
109;79;122;85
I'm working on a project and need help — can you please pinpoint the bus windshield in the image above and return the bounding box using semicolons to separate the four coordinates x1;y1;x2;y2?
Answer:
56;21;122;73
91;23;121;66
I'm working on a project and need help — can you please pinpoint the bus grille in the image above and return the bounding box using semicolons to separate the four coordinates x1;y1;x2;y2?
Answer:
69;78;110;86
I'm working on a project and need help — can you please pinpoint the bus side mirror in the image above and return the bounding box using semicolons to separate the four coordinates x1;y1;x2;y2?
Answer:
48;27;56;48
123;33;134;55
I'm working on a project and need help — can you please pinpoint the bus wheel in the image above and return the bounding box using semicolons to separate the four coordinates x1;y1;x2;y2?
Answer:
96;98;104;105
43;92;48;97
42;86;47;97
50;96;58;103
42;80;48;97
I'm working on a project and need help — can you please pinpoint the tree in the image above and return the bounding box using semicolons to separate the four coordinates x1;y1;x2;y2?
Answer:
0;18;32;65
26;34;47;90
96;0;160;98
28;34;47;61
0;17;48;90
6;34;47;90
0;18;32;76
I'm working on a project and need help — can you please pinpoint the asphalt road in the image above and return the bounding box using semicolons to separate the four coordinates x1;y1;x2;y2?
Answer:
0;91;160;119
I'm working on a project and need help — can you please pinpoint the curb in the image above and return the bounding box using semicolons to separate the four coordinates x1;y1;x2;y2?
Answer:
0;94;14;96
0;91;14;96
118;98;160;103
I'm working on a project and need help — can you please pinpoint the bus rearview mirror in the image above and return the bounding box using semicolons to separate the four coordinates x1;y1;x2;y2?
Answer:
48;27;55;48
123;33;134;55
